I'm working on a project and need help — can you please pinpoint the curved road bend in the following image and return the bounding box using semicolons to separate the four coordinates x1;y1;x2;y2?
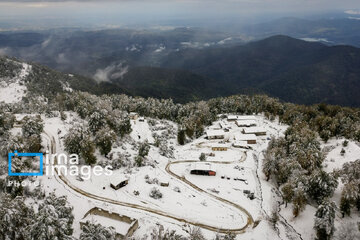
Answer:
45;132;253;234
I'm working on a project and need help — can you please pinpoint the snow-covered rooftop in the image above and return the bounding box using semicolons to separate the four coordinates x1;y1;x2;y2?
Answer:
236;120;257;126
209;143;230;148
227;115;238;120
233;141;248;147
235;133;257;141
80;214;132;236
110;175;129;184
191;162;216;172
242;127;267;134
206;129;225;137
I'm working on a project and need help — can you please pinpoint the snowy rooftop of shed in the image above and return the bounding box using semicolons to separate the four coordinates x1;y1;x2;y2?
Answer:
191;162;216;172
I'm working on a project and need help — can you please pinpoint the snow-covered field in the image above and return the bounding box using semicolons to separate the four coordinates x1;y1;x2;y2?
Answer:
0;63;30;103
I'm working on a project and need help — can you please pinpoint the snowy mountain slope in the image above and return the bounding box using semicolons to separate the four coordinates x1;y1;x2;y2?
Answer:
0;59;30;103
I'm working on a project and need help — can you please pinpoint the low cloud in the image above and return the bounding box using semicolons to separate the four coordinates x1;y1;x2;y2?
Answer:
345;10;360;15
93;62;129;83
0;47;11;56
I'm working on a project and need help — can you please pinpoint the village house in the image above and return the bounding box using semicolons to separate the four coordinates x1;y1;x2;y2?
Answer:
242;127;267;136
190;163;216;176
210;143;229;151
233;141;252;149
110;176;129;190
235;120;257;127
237;115;257;121
80;207;138;239
235;133;257;144
227;115;238;121
206;129;225;139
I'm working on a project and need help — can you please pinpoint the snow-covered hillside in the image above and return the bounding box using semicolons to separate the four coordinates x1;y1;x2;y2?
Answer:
0;62;30;103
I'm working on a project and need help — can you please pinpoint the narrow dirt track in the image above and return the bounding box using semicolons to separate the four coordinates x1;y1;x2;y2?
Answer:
46;132;253;234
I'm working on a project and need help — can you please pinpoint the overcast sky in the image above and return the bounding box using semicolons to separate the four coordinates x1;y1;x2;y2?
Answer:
0;0;358;30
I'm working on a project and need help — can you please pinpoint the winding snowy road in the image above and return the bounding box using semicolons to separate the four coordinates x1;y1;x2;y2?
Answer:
46;132;253;234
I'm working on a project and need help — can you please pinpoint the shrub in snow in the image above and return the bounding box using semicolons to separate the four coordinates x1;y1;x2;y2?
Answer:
314;200;336;240
135;155;145;167
340;148;346;156
150;224;185;240
199;153;206;161
189;227;206;240
342;140;349;147
339;160;360;216
292;188;307;217
159;141;174;158
145;175;159;185
139;141;150;157
149;187;163;199
268;209;279;230
60;111;67;121
80;221;116;240
173;186;181;193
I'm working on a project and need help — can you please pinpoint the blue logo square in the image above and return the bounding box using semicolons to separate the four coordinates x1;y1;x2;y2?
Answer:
8;150;43;176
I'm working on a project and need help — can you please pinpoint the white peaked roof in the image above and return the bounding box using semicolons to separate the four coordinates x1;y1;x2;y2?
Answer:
237;115;257;120
206;129;225;137
236;120;257;125
227;115;238;120
191;162;216;172
233;141;248;147
209;143;230;148
81;214;131;236
243;127;267;134
235;133;257;141
110;175;129;184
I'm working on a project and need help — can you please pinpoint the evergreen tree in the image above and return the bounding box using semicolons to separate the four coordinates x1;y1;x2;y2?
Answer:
22;115;44;138
29;193;74;240
88;111;107;134
139;141;150;158
80;221;116;240
0;194;35;240
177;129;185;145
307;170;338;204
314;200;336;240
95;127;116;156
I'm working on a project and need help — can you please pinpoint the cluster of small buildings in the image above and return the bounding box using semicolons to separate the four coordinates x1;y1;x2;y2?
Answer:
205;115;267;150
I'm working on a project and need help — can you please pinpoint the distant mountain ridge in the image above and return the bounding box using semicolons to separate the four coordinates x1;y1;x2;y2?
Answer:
1;35;360;107
161;35;360;106
240;17;360;47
